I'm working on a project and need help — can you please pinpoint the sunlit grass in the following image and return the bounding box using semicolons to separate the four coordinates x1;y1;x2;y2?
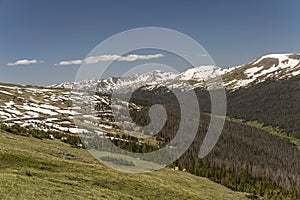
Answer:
0;131;247;199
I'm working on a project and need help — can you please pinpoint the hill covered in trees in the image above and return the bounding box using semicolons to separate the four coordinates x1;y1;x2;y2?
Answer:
129;84;300;199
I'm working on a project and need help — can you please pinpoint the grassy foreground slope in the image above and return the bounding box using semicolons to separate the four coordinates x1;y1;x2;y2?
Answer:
0;131;247;200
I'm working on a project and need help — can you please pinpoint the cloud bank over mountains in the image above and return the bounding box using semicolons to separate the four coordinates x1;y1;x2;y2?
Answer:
7;54;164;67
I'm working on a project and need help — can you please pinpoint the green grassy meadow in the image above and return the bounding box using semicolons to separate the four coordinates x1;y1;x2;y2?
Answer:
0;130;248;200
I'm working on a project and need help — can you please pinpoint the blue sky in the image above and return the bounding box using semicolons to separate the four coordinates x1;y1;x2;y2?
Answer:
0;0;299;85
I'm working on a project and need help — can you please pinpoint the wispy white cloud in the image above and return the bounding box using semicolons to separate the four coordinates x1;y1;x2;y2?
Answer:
7;59;43;66
84;55;121;64
118;54;164;61
54;59;82;66
55;54;164;66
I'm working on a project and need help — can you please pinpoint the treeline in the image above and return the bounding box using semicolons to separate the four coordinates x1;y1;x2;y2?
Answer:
0;123;156;154
0;124;82;147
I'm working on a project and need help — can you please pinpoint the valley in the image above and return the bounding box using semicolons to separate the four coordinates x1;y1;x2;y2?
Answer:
1;53;300;199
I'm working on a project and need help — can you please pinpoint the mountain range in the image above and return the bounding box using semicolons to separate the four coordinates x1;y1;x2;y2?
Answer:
53;53;300;92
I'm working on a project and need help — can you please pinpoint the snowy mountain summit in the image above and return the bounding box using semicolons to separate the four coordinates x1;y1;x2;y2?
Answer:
223;53;300;89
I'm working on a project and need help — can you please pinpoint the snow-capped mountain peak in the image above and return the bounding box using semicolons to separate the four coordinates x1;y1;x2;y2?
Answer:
177;65;223;81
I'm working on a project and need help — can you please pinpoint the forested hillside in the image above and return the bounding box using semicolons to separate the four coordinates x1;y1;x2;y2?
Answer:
130;85;300;199
226;76;300;138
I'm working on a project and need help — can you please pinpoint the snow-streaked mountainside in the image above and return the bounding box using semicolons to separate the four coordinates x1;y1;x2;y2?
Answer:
223;53;300;90
52;53;300;92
